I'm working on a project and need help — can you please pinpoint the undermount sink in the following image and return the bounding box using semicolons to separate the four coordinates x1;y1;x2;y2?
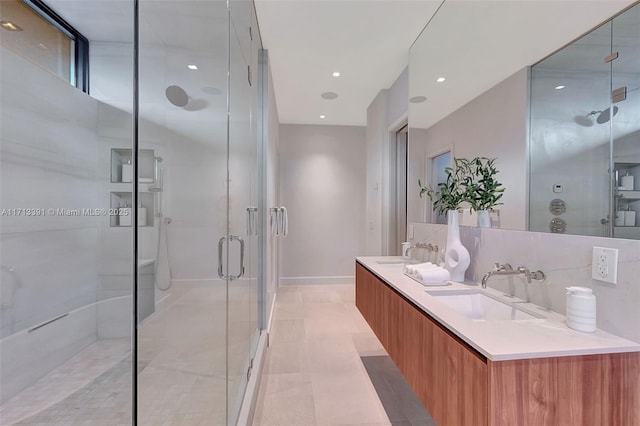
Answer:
426;289;544;321
375;259;407;265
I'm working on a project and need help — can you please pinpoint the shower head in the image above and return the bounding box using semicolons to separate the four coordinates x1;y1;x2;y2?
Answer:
575;106;620;127
596;106;619;124
165;85;189;107
155;156;163;163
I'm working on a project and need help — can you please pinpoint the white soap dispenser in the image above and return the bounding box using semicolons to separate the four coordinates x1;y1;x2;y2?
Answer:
565;286;596;332
138;200;147;227
621;170;634;191
119;200;132;226
121;158;133;183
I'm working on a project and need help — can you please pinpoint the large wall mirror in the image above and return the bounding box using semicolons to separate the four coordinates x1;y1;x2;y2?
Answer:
408;1;640;238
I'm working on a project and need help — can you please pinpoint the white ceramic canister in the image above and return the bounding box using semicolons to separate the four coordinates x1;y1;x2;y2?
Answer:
565;286;596;333
401;242;412;260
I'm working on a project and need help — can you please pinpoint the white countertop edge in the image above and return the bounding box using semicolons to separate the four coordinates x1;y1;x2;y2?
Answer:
356;256;640;361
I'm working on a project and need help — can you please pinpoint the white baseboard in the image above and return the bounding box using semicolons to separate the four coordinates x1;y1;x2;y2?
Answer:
279;276;354;286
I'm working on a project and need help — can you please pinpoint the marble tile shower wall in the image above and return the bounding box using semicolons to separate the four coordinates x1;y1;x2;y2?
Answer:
408;222;640;343
0;47;101;402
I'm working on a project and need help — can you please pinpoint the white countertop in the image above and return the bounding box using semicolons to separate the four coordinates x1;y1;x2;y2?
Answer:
357;256;640;361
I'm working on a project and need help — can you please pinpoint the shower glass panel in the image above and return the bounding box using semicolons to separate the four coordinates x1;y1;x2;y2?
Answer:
227;0;262;421
136;0;230;424
529;21;613;237
0;0;135;423
611;5;640;239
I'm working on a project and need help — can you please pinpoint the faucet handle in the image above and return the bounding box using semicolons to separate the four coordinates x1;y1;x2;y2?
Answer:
495;263;512;271
530;270;546;281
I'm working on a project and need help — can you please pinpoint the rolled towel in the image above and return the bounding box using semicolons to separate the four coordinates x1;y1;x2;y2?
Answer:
415;267;451;285
410;262;438;277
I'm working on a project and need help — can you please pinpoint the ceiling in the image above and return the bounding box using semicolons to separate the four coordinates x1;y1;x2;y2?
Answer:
254;0;443;126
409;1;637;130
256;0;637;127
39;0;638;131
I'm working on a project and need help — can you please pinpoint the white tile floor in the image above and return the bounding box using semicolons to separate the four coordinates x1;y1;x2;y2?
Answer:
253;284;395;426
0;338;131;425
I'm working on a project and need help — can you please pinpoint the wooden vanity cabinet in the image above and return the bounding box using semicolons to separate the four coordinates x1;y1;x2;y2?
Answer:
355;262;640;426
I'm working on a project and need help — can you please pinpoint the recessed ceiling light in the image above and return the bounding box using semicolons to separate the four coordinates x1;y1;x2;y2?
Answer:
410;96;427;104
1;21;22;31
332;72;340;77
321;92;338;100
187;64;198;70
436;77;446;83
320;115;326;119
555;85;566;90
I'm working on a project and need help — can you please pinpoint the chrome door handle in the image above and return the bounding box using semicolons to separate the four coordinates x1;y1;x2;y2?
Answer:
229;235;245;280
247;207;258;236
218;236;228;279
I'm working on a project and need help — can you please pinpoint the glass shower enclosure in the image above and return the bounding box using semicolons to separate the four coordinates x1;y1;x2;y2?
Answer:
0;0;265;424
529;3;640;239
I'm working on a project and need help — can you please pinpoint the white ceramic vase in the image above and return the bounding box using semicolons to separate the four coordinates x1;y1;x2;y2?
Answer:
477;210;491;228
444;210;470;282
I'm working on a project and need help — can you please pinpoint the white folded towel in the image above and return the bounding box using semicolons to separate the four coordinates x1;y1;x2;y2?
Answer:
415;267;451;285
404;262;437;277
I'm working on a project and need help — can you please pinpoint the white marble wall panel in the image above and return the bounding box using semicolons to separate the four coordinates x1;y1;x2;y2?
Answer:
0;46;101;401
409;221;640;343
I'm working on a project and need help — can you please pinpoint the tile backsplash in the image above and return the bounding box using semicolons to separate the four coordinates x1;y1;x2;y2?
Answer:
408;222;640;343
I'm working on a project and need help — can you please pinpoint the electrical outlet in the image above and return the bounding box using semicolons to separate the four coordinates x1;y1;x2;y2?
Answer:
592;246;618;284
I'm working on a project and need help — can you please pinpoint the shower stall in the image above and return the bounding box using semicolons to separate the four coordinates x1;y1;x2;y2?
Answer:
529;2;640;238
0;0;266;424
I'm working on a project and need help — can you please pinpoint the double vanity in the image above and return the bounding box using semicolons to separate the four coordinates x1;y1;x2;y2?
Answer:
355;257;640;426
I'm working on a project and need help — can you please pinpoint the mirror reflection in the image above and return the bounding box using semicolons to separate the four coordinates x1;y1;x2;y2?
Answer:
409;1;640;239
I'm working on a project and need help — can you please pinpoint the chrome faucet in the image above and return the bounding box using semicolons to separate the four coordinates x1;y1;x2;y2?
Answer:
481;263;545;288
405;242;439;260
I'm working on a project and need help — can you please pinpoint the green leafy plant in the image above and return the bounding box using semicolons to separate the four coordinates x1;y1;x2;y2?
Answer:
418;157;504;215
418;158;473;216
465;157;504;211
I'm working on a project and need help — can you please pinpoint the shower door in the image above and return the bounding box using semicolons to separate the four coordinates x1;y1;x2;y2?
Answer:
226;0;262;421
136;1;262;424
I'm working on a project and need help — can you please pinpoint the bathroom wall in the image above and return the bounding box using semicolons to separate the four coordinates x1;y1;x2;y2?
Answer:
408;68;529;231
365;67;409;255
0;46;101;401
279;124;366;285
409;221;640;344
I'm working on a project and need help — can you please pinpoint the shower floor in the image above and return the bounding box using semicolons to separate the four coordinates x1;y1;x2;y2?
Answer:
0;339;131;425
1;283;249;425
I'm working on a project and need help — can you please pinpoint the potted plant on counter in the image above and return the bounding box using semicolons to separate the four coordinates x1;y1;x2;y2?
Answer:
465;157;504;228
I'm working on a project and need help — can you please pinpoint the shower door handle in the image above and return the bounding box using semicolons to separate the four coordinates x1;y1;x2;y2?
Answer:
218;235;245;279
218;236;228;279
246;207;258;236
229;235;245;280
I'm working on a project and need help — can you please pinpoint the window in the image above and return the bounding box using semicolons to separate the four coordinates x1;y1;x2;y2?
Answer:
0;0;88;92
430;150;452;224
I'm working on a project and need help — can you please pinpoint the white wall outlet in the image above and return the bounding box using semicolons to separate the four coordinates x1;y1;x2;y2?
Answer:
592;246;618;284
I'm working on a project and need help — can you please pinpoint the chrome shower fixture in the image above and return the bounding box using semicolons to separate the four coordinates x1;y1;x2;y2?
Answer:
574;106;619;127
165;85;190;107
594;106;618;124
